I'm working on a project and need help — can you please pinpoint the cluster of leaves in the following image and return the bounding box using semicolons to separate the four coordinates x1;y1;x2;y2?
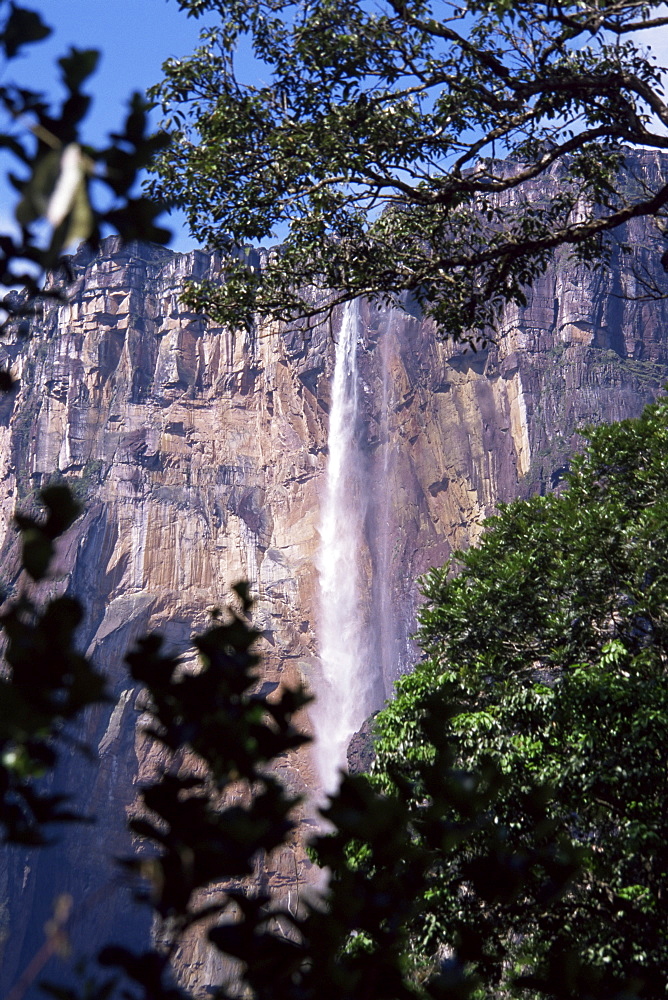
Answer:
0;484;106;845
0;0;170;332
370;395;668;998
151;1;668;338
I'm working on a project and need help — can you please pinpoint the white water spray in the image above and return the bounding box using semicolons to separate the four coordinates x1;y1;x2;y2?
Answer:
314;299;375;793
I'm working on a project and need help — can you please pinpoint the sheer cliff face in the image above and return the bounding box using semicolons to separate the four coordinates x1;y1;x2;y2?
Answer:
1;210;668;993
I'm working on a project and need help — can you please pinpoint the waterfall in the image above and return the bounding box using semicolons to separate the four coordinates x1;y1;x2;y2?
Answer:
314;299;375;793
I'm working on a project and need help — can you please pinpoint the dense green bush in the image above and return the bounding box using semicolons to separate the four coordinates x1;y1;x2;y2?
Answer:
371;396;668;999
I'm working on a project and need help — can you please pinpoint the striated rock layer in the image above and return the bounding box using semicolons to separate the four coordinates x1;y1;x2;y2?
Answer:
2;192;668;993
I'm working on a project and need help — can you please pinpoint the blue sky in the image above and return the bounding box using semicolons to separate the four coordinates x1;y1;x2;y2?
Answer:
8;0;219;251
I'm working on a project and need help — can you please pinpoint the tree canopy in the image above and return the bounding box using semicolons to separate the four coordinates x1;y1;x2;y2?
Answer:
369;394;668;999
152;0;668;337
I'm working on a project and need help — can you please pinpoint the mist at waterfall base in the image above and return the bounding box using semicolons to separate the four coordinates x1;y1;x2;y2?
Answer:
313;299;398;794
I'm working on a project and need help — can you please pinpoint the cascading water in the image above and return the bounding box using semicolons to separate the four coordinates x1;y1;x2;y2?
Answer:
314;298;377;793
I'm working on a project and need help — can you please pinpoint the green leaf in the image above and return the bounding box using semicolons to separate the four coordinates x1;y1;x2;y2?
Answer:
20;527;53;581
41;483;82;539
58;47;100;92
2;4;51;59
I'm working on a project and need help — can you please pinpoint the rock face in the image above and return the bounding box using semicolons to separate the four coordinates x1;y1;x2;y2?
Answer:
2;177;668;993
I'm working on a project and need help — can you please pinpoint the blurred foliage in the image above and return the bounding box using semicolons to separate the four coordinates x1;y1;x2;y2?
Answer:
0;484;106;845
151;1;668;339
0;0;170;344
